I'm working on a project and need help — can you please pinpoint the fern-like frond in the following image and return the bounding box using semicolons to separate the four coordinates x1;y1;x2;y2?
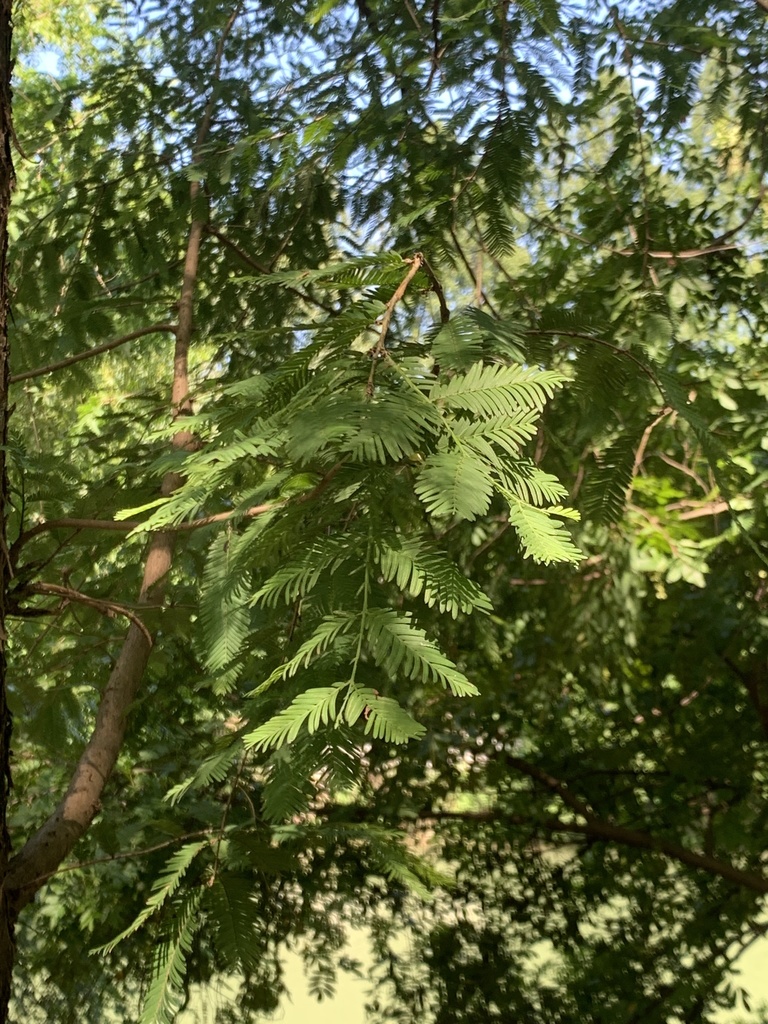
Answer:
466;307;527;363
285;393;361;464
429;315;484;370
365;609;479;695
251;538;353;608
164;739;243;806
503;460;570;506
249;252;416;291
506;496;581;564
205;874;260;971
340;393;434;463
244;684;343;751
451;411;541;457
201;535;252;674
430;361;564;417
247;612;357;696
261;760;315;822
415;449;495;520
374;536;492;617
478;187;518;258
98;840;208;953
582;432;640;524
140;891;203;1024
340;685;425;742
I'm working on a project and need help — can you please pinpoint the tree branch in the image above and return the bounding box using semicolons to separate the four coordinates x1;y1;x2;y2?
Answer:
424;807;768;895
367;253;424;396
530;328;664;395
23;829;216;890
25;582;152;646
204;224;336;314
9;323;178;384
16;462;345;548
316;788;768;896
503;756;768;894
629;408;672;483
421;254;450;324
5;6;243;914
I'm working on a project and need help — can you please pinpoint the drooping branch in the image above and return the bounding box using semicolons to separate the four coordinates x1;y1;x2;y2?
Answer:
504;756;768;894
204;224;336;314
4;6;243;915
9;323;178;384
25;582;153;646
15;461;345;549
423;807;768;895
313;784;768;896
527;328;664;393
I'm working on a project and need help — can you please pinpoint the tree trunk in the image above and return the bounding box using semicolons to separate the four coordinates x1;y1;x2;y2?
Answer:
0;0;14;1016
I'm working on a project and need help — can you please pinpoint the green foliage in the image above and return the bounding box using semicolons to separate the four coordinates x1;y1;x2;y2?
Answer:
6;0;768;1022
99;841;209;954
141;892;203;1024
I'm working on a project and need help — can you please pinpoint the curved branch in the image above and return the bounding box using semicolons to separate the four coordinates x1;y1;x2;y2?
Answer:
16;462;344;548
23;829;216;891
25;582;153;646
204;224;336;314
425;808;768;895
316;789;768;896
504;756;768;895
9;323;178;384
5;6;243;914
528;328;664;394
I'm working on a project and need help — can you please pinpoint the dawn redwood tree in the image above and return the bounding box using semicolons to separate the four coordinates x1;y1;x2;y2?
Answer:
1;1;768;1021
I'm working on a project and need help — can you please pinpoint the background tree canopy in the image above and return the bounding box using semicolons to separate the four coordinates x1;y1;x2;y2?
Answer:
0;0;766;1020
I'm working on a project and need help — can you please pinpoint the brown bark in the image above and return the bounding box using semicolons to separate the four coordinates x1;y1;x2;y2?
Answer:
3;162;201;917
0;0;13;1014
0;9;242;1010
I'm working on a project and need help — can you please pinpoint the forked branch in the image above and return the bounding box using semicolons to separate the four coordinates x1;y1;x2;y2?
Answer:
4;5;243;914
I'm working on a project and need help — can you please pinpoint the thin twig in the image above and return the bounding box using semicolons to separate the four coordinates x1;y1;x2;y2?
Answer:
319;801;768;895
421;255;449;323
528;328;663;394
629;407;673;487
461;808;768;893
10;323;178;383
447;225;499;314
366;253;424;397
204;224;335;314
18;462;346;547
211;752;248;883
26;582;153;646
676;501;730;521
655;452;709;494
25;830;216;888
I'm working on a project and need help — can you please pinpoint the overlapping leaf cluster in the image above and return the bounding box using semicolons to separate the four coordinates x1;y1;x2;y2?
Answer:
130;257;577;770
8;0;768;1022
